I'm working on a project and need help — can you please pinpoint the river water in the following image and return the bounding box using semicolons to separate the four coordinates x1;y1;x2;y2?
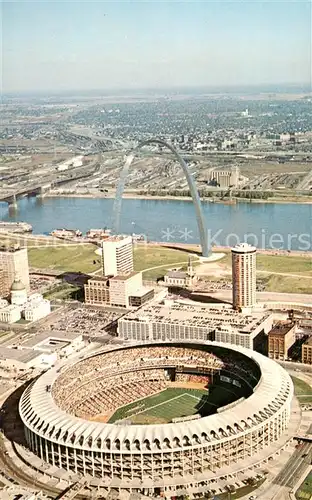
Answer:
1;197;311;251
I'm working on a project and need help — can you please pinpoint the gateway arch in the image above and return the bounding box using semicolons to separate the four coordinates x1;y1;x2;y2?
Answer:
113;138;209;257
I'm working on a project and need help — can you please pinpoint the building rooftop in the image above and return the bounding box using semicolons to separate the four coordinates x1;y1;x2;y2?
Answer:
268;322;295;336
0;304;21;312
88;276;111;283
0;346;41;364
17;330;82;350
129;287;154;298
166;271;187;279
231;243;257;253
110;272;140;281
303;336;312;346
119;302;270;334
11;278;26;291
101;235;132;243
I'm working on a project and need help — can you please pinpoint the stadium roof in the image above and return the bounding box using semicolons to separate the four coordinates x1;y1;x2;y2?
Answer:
19;341;293;449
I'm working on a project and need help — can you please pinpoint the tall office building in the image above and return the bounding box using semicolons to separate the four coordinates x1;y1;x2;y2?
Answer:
0;246;30;297
231;243;256;311
101;236;134;277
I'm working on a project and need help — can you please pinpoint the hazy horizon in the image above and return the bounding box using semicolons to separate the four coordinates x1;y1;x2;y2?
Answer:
2;1;311;93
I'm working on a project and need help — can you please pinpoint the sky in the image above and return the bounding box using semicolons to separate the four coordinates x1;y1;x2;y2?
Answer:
2;0;312;93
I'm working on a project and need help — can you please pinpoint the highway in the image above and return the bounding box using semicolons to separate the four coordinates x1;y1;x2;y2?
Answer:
0;438;92;499
273;440;312;489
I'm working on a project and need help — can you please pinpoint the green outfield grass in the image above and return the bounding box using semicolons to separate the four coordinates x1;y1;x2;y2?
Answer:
291;376;312;404
108;384;242;425
28;244;100;273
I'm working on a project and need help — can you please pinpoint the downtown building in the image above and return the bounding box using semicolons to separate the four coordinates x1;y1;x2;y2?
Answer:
0;246;30;297
117;301;273;350
84;272;154;309
231;243;256;312
101;236;134;276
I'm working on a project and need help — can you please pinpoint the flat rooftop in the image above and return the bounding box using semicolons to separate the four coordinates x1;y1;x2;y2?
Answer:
0;346;41;364
110;272;140;281
130;287;154;298
17;330;82;350
303;336;312;346
87;276;111;283
102;235;131;243
119;302;270;333
268;322;295;336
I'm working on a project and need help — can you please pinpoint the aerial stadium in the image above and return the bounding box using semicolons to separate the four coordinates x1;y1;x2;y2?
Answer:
19;342;293;498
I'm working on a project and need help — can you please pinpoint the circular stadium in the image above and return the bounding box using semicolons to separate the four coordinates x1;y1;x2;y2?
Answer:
19;342;293;497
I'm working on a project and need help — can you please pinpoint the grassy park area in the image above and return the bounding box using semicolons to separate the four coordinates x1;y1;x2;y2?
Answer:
28;244;100;274
263;275;312;294
257;255;312;274
133;244;198;279
291;376;312;404
12;237;312;293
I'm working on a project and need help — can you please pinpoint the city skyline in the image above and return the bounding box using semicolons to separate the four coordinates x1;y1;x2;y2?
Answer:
3;0;311;92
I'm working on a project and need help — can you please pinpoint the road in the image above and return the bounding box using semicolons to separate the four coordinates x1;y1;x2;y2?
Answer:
0;438;91;499
214;290;312;304
273;441;312;490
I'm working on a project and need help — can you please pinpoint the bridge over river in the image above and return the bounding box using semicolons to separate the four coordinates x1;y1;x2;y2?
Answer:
0;183;52;207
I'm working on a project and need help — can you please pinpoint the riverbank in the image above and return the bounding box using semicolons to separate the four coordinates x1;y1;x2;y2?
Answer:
45;191;312;204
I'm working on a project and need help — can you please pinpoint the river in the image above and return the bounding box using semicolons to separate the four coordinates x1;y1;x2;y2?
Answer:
1;197;311;251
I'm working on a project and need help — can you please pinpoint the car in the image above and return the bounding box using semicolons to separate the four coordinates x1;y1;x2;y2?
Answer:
249;496;257;500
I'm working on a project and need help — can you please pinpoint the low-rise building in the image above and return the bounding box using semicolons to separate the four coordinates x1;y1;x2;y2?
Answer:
85;272;154;309
128;287;155;307
17;330;85;359
0;298;9;308
164;257;197;288
118;301;273;349
0;346;57;370
109;272;143;308
24;299;51;322
302;336;312;365
84;276;110;306
268;321;296;361
0;304;21;323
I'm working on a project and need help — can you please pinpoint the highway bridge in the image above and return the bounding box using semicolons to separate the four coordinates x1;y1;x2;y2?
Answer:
0;183;52;207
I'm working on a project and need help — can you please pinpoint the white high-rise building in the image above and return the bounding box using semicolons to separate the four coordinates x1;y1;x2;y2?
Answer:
231;243;257;311
101;236;134;277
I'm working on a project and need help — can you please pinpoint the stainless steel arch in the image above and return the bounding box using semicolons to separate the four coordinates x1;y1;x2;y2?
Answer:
113;138;210;257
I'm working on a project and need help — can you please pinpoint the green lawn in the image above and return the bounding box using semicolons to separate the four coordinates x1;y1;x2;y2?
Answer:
296;471;312;500
28;244;100;273
133;245;198;280
263;275;312;294
134;245;196;270
257;255;312;274
291;376;312;404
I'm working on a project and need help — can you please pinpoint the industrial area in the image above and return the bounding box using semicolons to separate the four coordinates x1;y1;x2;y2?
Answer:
1;92;312;208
